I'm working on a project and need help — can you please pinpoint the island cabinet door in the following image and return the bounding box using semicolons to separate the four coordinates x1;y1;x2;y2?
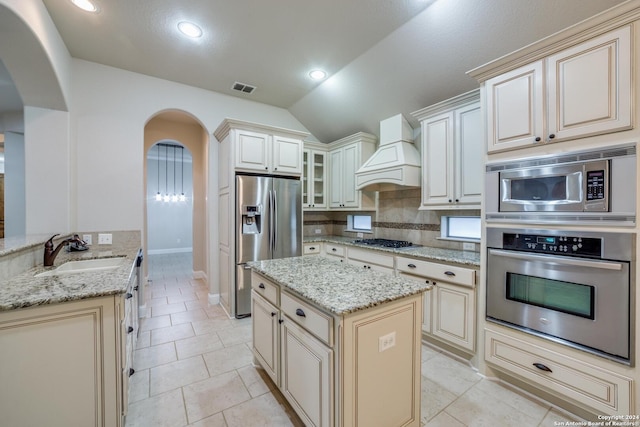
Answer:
251;291;280;386
280;317;333;427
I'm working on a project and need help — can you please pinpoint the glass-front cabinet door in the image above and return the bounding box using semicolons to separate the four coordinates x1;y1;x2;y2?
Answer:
302;148;327;210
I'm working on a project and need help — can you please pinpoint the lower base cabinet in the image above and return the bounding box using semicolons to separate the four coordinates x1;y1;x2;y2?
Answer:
251;271;422;427
485;329;634;417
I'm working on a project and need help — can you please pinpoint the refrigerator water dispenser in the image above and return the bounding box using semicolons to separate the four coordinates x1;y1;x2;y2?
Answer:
241;205;262;234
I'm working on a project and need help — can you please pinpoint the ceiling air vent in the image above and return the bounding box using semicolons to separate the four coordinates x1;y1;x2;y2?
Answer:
232;81;256;94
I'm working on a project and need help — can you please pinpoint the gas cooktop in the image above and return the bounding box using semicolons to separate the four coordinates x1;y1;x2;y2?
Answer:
352;238;414;249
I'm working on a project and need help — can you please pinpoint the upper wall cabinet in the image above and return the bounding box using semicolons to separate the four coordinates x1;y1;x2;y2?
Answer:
327;133;376;210
473;24;632;153
215;119;308;182
412;90;483;210
302;142;328;210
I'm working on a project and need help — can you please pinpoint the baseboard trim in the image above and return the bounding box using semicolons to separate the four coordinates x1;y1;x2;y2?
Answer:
208;293;220;305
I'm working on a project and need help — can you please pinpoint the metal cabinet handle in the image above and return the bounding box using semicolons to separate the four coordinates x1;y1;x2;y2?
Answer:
127;326;134;334
259;283;266;289
444;271;456;277
278;319;284;324
407;263;417;268
309;247;316;250
125;293;133;299
533;362;552;373
548;134;556;139
295;308;306;317
129;368;135;377
332;248;337;252
271;312;277;317
134;285;139;291
535;136;541;142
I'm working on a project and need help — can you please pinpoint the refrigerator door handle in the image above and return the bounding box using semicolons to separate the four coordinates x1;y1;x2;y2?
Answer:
272;190;278;253
269;190;275;254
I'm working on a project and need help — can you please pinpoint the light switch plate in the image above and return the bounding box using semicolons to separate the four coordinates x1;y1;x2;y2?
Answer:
378;331;396;352
82;234;92;245
98;233;112;245
462;242;475;251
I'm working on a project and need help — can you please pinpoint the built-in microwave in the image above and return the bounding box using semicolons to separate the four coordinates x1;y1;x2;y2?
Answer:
485;144;636;224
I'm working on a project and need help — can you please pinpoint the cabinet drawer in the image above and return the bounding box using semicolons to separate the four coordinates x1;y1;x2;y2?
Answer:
347;247;394;268
396;256;475;287
324;243;345;257
303;243;321;254
281;292;333;347
251;272;279;305
485;329;632;415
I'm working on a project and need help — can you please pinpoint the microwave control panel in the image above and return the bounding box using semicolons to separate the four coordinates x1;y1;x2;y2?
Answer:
502;233;602;257
586;169;606;201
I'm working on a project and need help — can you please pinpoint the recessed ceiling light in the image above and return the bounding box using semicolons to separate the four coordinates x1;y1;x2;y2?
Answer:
178;21;203;38
309;69;327;80
70;0;99;12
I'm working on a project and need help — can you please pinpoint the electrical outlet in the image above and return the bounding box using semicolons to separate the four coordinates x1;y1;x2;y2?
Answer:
315;229;322;234
462;242;475;251
356;232;364;238
378;331;396;353
98;233;112;245
82;234;92;245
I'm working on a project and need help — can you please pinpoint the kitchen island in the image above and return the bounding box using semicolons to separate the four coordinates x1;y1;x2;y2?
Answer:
249;255;432;427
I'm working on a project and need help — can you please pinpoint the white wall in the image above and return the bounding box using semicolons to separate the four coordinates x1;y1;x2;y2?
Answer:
4;131;24;237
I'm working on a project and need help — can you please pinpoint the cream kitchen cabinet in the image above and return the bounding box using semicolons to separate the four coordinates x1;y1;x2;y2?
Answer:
303;143;328;210
412;90;482;209
346;246;394;274
323;242;346;260
328;133;376;210
234;129;303;175
0;275;139;427
303;242;322;255
397;256;476;352
485;328;633;417
480;25;631;153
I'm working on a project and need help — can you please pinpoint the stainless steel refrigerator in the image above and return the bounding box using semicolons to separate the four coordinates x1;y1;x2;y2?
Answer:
235;174;302;317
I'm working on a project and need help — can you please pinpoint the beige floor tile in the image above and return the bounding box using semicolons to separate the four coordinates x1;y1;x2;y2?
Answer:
424;411;466;427
223;392;295;427
446;384;541;427
126;388;187;427
133;342;177;371
176;332;224;360
187;413;227;427
192;318;235;336
421;343;441;362
422;353;481;396
420;376;458;423
136;330;151;349
168;293;199;304
150;355;210;396
186;299;214;310
171;308;209;326
237;365;274;398
152;301;187;317
183;371;251;423
128;368;149;403
151;322;195;346
202;343;254;377
473;379;549;421
205;305;231;319
139;314;171;332
146;296;169;308
217;324;252;347
151;287;182;298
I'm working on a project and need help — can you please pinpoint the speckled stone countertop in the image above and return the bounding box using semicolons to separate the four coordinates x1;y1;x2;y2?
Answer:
0;232;142;311
248;256;432;315
304;235;480;267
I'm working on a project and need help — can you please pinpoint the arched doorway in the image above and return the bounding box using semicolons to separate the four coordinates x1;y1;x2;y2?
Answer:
143;111;209;313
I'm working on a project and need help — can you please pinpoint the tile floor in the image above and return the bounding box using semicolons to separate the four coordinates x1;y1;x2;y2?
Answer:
125;253;583;427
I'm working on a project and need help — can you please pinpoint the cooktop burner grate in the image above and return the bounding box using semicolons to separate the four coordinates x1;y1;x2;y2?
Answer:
353;238;414;248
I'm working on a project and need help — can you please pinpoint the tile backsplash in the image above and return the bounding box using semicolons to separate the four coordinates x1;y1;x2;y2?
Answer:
303;189;480;251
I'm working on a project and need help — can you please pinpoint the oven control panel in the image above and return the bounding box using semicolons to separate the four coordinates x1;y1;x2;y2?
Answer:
502;233;602;257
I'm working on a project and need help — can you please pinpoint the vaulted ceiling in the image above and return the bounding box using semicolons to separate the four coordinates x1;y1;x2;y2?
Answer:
1;0;627;142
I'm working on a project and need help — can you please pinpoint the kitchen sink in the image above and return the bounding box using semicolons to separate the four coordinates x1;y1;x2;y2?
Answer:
35;257;126;277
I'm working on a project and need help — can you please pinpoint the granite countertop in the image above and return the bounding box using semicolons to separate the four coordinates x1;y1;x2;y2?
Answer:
0;233;141;311
248;256;433;315
304;235;480;267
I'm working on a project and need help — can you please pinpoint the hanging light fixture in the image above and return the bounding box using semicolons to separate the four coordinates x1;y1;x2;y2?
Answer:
171;145;178;202
155;144;162;201
179;146;187;202
163;144;170;202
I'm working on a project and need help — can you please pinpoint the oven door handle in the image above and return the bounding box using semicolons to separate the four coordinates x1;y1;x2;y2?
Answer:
488;249;624;271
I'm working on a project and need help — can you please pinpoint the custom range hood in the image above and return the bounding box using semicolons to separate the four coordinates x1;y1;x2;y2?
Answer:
355;114;421;191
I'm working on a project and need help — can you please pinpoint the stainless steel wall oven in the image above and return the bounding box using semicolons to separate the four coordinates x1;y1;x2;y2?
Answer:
486;227;635;365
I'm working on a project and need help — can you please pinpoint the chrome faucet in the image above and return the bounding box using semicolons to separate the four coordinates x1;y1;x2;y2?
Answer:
43;234;85;267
